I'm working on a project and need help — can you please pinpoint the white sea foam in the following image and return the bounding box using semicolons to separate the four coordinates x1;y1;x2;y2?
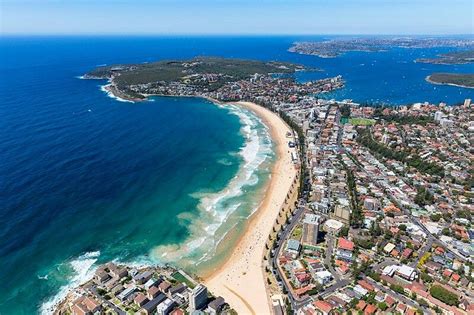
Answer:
151;104;273;267
100;84;135;103
40;251;100;315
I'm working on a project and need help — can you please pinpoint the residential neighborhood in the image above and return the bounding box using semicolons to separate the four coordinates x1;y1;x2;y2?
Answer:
263;98;473;314
55;263;230;315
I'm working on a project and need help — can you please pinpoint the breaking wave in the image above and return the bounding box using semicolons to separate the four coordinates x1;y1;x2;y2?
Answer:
151;103;273;267
40;251;100;315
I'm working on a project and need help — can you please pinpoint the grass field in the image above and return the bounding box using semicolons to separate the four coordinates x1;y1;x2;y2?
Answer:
171;271;196;289
349;118;376;126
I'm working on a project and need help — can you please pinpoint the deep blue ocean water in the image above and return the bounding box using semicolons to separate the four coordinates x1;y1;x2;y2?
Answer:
0;36;472;314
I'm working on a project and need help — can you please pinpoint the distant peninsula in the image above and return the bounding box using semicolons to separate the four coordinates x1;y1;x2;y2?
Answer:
416;50;474;65
84;56;343;102
288;37;474;58
426;73;474;89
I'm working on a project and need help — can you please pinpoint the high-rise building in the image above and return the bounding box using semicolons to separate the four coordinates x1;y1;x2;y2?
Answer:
302;213;320;246
189;284;208;311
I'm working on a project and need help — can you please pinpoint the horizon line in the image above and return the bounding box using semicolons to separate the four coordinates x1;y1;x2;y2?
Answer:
2;33;473;37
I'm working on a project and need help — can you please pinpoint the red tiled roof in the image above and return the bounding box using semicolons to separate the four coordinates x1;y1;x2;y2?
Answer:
402;248;413;258
443;269;453;277
358;280;375;292
385;295;396;306
338;237;354;251
295;285;313;297
397;303;407;311
364;304;377;315
313;300;333;313
357;300;367;311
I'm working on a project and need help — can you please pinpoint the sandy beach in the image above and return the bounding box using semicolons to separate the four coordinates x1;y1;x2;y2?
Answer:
204;101;298;314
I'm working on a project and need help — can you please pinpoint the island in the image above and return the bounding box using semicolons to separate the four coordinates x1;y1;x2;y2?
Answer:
416;50;474;65
288;37;474;58
83;56;344;102
426;73;474;89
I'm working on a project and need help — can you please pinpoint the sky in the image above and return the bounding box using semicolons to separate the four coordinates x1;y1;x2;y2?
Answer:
1;0;473;35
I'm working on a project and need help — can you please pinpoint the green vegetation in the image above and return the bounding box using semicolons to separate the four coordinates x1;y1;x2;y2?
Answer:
279;110;308;198
378;302;388;311
349;118;376;126
417;50;474;65
372;108;434;125
390;284;405;295
430;284;459;306
355;238;374;249
171;271;196;289
428;73;474;88
414;187;435;206
420;272;433;283
357;128;444;177
87;57;303;89
368;272;380;282
344;167;364;228
430;213;442;222
340;104;351;118
338;226;349;237
291;226;303;239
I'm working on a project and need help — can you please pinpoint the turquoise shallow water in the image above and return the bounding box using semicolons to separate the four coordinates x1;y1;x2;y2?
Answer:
0;35;472;314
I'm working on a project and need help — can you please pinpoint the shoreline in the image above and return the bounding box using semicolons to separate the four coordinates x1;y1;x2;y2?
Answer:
425;75;474;89
203;101;298;314
99;84;299;313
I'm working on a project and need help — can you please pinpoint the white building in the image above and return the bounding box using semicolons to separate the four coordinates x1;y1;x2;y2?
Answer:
314;270;333;285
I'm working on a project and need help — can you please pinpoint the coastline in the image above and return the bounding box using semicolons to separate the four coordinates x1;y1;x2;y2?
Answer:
96;83;299;313
203;101;298;314
425;75;474;89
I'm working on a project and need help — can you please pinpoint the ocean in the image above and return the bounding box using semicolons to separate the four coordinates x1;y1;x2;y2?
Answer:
0;36;472;314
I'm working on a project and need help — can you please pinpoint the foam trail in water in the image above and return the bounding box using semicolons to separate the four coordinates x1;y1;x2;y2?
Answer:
40;251;100;315
100;84;135;103
151;104;273;267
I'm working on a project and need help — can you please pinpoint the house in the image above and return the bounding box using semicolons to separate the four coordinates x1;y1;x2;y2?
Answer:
383;243;396;254
148;286;162;299
71;296;101;315
364;304;376;315
313;300;333;315
402;248;413;259
356;300;367;311
117;286;136;302
336;260;349;274
396;265;417;281
170;309;185;315
294;273;311;288
385;295;396;308
156;298;176;315
286;239;301;258
159;281;172;293
144;277;161;290
134;293;149;307
140;294;167;315
314;270;333;285
353;285;368;298
358;279;375;292
94;269;111;284
336;237;354;261
133;270;154;284
207;297;226;315
106;263;128;279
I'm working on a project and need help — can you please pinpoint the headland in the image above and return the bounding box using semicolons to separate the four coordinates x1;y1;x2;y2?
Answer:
426;73;474;89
